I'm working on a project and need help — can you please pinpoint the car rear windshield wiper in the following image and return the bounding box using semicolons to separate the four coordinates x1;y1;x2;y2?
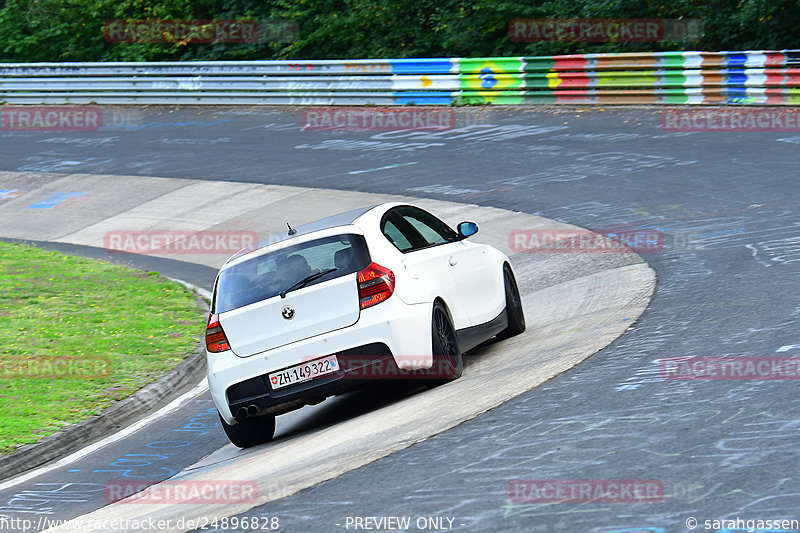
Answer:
279;268;338;299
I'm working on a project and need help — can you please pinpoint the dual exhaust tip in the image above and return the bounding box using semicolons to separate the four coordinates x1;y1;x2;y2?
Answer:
236;404;261;420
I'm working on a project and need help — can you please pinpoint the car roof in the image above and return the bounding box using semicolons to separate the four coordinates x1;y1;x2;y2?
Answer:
226;204;381;263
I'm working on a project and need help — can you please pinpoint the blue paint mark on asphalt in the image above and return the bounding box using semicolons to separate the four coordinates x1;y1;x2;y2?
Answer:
26;192;87;209
480;67;497;89
0;189;20;199
697;227;746;239
717;529;797;532
715;528;797;533
105;119;232;131
91;408;218;478
634;224;673;232
603;527;667;533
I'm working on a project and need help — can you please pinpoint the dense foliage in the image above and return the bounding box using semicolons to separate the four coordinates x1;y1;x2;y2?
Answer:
0;0;797;62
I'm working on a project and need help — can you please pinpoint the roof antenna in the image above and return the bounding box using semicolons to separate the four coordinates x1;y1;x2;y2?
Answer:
287;222;297;235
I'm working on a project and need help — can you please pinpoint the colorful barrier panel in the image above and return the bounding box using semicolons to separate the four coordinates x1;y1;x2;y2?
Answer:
1;50;798;105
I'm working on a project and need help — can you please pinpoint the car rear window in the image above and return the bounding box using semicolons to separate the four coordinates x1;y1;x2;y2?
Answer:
213;233;370;313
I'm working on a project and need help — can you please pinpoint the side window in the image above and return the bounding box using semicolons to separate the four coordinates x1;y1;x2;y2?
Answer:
382;217;414;252
398;206;457;246
381;206;457;253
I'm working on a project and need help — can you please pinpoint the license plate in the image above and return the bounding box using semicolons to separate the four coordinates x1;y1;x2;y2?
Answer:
268;354;339;390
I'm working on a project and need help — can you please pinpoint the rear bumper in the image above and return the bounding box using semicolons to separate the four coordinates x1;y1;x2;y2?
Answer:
226;342;395;420
208;298;432;424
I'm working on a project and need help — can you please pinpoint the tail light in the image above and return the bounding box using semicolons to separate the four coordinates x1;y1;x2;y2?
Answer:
205;313;231;353
357;262;395;309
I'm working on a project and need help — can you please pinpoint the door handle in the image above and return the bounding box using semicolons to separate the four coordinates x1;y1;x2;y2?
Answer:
448;256;458;266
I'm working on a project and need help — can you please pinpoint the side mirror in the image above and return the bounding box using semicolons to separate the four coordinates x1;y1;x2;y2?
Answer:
457;221;479;240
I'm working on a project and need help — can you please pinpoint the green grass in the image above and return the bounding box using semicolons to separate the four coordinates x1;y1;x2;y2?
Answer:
0;241;206;455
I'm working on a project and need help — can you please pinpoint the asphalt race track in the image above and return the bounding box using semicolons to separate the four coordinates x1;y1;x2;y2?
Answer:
0;175;654;532
1;106;798;532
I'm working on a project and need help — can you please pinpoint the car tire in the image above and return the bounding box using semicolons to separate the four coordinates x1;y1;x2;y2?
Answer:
497;264;526;340
218;412;276;448
425;301;463;383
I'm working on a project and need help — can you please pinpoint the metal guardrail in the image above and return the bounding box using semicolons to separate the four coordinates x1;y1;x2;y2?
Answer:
1;50;799;105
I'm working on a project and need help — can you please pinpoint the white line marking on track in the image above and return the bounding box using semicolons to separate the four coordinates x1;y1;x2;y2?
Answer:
745;243;770;267
348;162;418;174
777;345;800;352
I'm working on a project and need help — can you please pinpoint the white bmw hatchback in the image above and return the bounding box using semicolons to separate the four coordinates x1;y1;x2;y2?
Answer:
206;202;525;447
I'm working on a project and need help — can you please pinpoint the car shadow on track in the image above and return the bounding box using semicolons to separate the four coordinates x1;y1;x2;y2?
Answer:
275;380;427;438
